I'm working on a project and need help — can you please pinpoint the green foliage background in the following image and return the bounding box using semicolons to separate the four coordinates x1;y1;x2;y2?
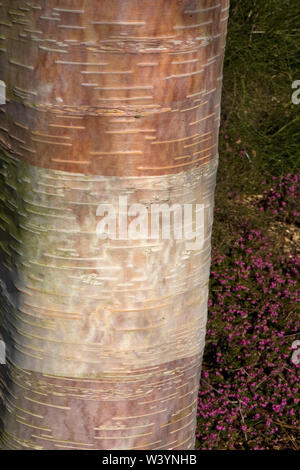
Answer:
221;0;299;177
214;0;299;247
196;1;299;450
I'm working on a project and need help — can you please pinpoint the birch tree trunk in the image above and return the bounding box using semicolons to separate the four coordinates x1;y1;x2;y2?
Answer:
0;0;229;450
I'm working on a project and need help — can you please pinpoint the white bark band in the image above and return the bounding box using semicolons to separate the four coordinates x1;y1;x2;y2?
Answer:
0;152;217;377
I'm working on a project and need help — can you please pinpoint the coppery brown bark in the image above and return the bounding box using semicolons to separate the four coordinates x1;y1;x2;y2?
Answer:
0;1;229;450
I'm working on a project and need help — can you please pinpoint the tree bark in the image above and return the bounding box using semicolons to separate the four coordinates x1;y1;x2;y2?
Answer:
0;0;229;450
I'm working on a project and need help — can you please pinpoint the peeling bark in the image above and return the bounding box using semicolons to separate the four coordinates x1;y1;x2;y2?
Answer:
0;1;229;450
